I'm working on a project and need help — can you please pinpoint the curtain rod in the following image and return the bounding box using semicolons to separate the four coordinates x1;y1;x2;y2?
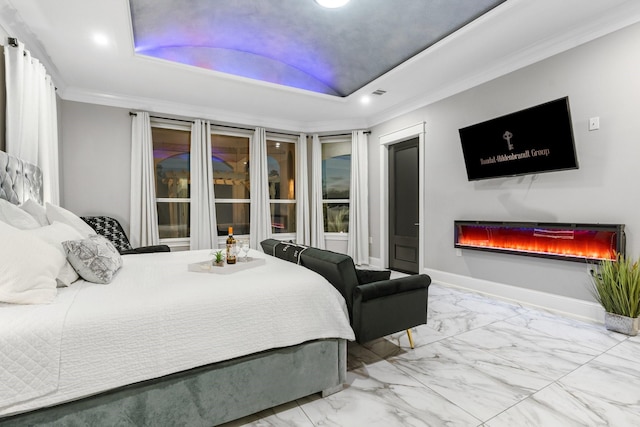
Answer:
129;112;301;137
129;112;194;124
8;37;55;89
129;112;369;137
320;131;371;138
197;121;301;137
266;130;300;138
7;37;27;56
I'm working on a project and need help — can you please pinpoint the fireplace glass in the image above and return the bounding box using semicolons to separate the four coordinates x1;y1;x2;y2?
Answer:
454;221;625;262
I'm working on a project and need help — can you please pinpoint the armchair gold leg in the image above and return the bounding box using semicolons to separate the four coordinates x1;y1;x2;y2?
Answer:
406;329;415;349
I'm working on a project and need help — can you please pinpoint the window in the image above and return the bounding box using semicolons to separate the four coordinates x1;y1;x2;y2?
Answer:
321;140;351;233
152;122;303;243
211;130;250;236
267;136;296;234
152;124;191;241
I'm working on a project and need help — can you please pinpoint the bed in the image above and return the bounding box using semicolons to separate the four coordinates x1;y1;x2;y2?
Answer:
0;150;354;426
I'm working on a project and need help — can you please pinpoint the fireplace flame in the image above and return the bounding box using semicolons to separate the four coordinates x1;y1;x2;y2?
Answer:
456;225;617;261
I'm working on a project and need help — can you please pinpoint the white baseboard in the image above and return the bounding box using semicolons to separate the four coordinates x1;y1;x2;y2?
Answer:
424;268;605;324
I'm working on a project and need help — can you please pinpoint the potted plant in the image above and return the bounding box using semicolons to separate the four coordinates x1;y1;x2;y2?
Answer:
213;250;225;267
589;253;640;335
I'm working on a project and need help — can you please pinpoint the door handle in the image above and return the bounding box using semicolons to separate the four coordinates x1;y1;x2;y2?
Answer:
414;223;420;226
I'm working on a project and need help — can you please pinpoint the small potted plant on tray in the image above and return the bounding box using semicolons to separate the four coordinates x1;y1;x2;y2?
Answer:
213;250;225;267
590;253;640;335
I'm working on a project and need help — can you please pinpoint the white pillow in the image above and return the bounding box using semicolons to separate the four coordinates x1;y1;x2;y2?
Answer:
25;222;84;287
0;198;41;229
20;198;49;226
45;203;95;237
0;221;65;304
63;235;123;284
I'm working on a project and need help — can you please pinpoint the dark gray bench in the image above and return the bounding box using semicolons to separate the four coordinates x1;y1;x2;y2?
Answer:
261;239;431;347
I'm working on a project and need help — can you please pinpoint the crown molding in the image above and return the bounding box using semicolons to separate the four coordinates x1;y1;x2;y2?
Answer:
60;86;369;134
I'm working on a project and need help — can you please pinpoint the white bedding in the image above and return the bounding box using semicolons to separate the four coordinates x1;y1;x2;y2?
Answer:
0;286;81;408
0;250;354;417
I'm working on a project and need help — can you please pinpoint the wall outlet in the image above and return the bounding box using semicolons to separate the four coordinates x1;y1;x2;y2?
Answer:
589;117;600;131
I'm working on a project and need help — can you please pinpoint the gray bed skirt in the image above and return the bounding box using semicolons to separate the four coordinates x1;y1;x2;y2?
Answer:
0;339;347;427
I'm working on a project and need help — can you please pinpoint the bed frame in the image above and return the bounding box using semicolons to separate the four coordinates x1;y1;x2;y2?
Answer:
0;150;347;426
0;150;43;205
1;340;347;426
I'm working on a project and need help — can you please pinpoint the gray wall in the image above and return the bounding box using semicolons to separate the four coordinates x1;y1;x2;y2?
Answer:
59;101;132;233
57;22;640;302
368;22;640;301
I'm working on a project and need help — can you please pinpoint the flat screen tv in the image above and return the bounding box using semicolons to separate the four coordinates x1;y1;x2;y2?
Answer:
458;97;578;181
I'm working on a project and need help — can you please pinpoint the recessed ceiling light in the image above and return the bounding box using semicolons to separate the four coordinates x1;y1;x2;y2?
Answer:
360;95;371;105
92;33;110;47
315;0;350;8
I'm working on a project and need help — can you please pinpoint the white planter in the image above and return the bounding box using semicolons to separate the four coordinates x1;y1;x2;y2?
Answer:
604;312;640;336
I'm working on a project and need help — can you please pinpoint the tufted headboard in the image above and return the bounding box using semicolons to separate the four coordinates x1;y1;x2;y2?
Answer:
0;150;43;205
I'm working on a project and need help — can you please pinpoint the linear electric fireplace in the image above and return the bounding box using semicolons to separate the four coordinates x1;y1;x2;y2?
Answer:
454;221;625;262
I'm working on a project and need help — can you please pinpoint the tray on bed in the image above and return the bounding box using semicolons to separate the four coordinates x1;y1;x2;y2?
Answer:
188;257;266;275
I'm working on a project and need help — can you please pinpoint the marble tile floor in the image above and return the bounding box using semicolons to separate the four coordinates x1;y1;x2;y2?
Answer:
221;283;640;426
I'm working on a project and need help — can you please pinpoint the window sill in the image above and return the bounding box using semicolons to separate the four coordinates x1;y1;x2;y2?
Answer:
159;237;190;251
324;232;349;241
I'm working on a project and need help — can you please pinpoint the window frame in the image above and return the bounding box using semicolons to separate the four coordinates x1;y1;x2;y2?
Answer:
149;121;308;247
266;133;298;240
210;126;252;245
320;136;351;236
151;119;192;248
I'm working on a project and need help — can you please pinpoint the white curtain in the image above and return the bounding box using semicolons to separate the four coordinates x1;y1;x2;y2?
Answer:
4;40;59;204
190;120;217;250
347;130;369;265
129;112;160;248
310;134;325;249
295;133;310;245
249;127;271;249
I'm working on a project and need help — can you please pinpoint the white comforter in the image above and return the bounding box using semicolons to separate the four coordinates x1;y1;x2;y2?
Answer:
0;250;354;417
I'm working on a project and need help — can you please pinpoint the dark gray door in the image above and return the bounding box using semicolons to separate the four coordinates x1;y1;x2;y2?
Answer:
389;138;419;273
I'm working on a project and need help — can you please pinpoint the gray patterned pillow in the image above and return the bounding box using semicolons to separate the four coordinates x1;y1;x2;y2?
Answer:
63;235;123;284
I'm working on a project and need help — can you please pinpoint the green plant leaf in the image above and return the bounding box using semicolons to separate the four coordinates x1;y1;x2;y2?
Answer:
589;253;640;317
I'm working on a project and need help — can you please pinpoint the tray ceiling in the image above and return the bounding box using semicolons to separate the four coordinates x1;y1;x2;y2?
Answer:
1;0;639;131
129;0;506;97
